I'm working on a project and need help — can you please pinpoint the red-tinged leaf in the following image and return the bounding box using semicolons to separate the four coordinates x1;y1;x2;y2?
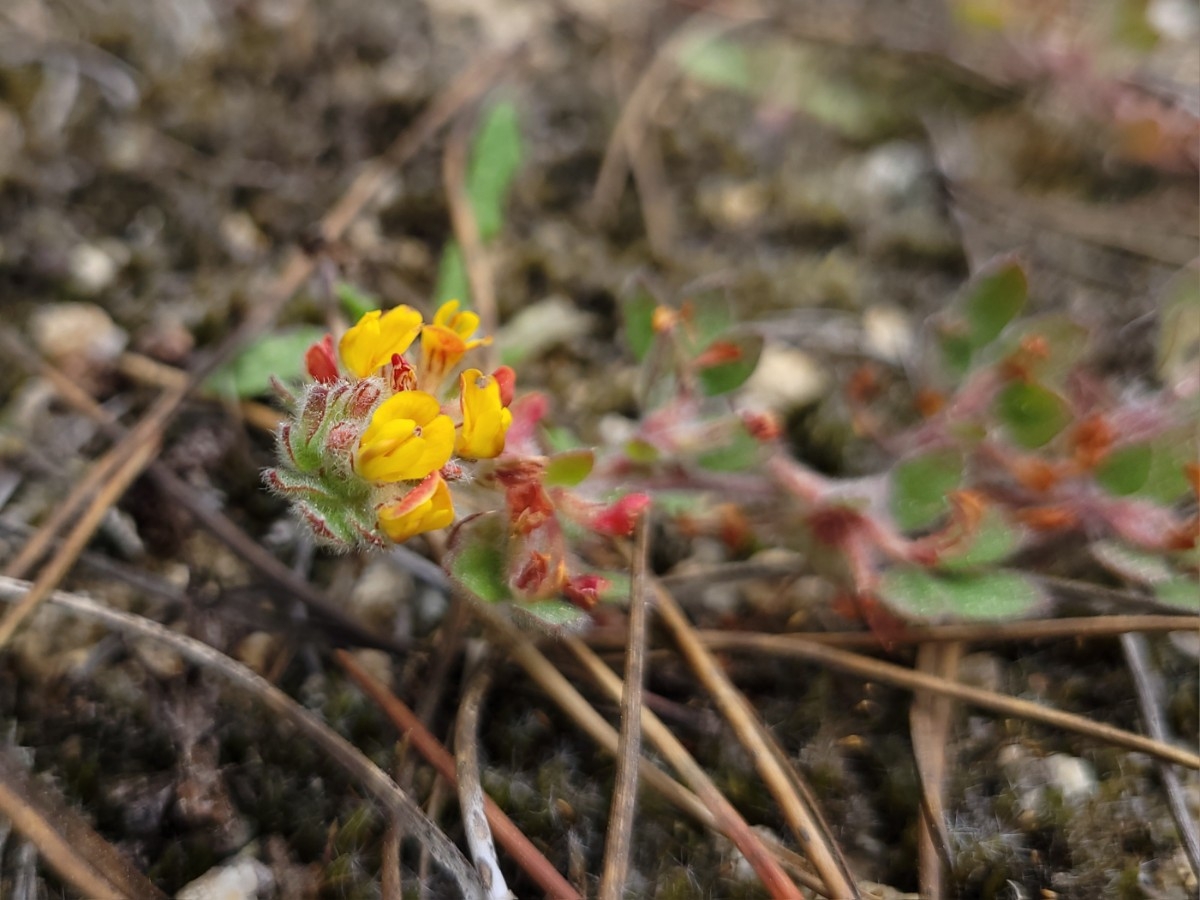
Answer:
696;332;763;396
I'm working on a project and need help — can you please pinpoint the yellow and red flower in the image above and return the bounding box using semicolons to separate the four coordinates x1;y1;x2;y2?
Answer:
355;390;454;483
456;368;512;459
376;473;455;542
419;300;491;391
339;305;423;378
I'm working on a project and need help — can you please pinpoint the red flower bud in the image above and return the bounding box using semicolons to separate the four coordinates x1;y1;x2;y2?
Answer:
491;365;516;408
301;384;330;442
305;334;339;383
564;574;609;610
589;493;651;537
741;410;782;442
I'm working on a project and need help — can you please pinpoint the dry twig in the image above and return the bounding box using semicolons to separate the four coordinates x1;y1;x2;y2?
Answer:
709;632;1200;769
598;515;650;900
336;649;581;899
456;661;510;900
651;582;859;899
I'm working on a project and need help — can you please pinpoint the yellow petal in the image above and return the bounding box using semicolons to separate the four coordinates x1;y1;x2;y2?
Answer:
339;306;423;378
376;473;455;542
356;390;454;482
456;368;512;459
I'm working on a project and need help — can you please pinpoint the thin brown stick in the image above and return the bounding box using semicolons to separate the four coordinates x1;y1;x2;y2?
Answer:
598;515;650;900
467;601;829;895
1120;633;1200;879
651;582;858;899
443;113;498;367
336;649;582;900
697;614;1200;648
455;662;508;900
0;577;485;899
910;642;962;898
564;636;804;898
0;746;168;900
711;632;1200;770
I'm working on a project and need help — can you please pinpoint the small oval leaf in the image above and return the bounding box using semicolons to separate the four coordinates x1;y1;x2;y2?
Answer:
544;449;595;487
995;382;1071;448
891;450;964;532
878;567;1044;621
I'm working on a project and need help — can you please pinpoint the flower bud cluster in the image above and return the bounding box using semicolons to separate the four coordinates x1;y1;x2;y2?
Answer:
264;301;513;549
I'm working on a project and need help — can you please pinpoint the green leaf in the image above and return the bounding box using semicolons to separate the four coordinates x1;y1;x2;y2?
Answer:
1003;314;1090;385
878;567;1044;621
939;331;974;376
964;258;1027;349
206;326;327;398
446;514;510;604
434;240;470;307
677;35;753;92
1139;439;1193;504
696;333;763;396
1095;444;1152;496
890;450;963;532
544;449;595;487
995;382;1071;448
467;100;523;240
541;425;583;453
446;513;594;634
1154;577;1199;611
623;292;658;362
696;425;761;472
686;294;735;353
1092;540;1174;586
624;439;660;464
510;600;592;632
937;509;1022;570
335;282;380;321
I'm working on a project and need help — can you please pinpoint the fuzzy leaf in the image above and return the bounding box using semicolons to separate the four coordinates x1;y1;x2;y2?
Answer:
1095;444;1153;496
468;100;523;240
964;258;1027;349
509;600;593;632
335;282;381;321
891;450;963;532
544;449;595;487
1092;540;1175;586
696;333;763;396
995;382;1071;448
207;326;328;398
696;425;761;472
878;567;1044;621
446;514;511;605
686;294;735;352
1154;577;1199;611
623;292;658;362
937;509;1022;570
541;425;583;453
624;439;660;464
1156;269;1200;390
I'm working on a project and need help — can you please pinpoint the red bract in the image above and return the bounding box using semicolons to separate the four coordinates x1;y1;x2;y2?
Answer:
564;574;609;609
305;334;339;383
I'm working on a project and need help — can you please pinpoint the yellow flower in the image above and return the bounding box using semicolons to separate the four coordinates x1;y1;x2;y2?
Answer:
356;390;454;483
376;473;454;542
456;368;512;459
419;300;491;391
339;306;423;378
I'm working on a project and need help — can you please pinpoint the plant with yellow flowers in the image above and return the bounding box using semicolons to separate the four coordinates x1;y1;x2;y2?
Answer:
265;300;648;630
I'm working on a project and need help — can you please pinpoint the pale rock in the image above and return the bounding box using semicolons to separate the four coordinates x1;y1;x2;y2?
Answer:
862;304;914;364
742;343;828;411
1043;753;1097;805
29;301;128;366
176;856;274;900
497;296;594;364
66;243;123;295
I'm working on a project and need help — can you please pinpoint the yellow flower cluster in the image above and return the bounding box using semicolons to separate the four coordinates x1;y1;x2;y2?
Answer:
339;301;510;542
